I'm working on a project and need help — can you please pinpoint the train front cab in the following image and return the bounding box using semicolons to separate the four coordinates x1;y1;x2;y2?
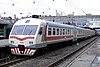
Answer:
9;19;47;56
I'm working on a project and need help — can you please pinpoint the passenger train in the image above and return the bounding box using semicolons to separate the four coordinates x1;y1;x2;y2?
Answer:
9;18;95;55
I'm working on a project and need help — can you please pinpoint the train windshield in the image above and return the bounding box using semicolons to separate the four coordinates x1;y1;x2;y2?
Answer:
11;25;38;35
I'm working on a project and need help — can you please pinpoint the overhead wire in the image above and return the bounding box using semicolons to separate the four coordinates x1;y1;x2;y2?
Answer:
33;0;67;15
0;0;87;16
67;0;87;14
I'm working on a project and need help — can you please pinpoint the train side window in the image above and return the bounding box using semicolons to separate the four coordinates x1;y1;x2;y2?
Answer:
57;28;59;35
63;29;65;35
78;30;80;34
60;28;62;35
72;29;74;35
69;29;71;35
53;28;55;35
77;30;79;34
39;27;43;35
68;29;69;35
48;28;51;35
70;29;72;35
66;29;68;35
81;30;83;34
55;28;57;35
80;30;81;34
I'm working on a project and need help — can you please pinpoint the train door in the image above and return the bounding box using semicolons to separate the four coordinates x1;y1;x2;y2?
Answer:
73;27;77;41
37;26;44;43
36;25;47;48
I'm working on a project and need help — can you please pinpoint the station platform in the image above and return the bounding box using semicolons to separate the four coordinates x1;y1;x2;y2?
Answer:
60;38;100;67
0;39;8;48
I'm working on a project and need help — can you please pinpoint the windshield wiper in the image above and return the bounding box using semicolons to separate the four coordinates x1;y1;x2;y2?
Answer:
28;30;32;35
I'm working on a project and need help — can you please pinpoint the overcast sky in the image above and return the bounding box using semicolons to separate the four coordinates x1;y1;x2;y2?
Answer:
0;0;100;18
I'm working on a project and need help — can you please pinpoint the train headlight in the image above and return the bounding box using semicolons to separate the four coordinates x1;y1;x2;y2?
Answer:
29;41;33;45
10;41;14;44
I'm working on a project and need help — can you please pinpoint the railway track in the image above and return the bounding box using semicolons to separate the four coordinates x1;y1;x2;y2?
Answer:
48;37;99;67
6;36;97;67
0;56;11;64
0;57;30;67
0;55;17;66
0;37;96;67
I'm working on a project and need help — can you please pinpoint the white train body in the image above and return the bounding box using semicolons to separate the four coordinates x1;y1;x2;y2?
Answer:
9;18;95;55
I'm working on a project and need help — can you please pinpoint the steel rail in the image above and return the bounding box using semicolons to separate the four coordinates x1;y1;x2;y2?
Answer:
47;37;99;67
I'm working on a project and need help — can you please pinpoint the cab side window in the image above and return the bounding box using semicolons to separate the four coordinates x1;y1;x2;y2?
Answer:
39;27;43;35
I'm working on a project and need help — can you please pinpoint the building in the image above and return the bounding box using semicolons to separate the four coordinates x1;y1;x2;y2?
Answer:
40;14;100;27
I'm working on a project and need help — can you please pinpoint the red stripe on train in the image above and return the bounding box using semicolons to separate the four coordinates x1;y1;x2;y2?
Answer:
45;35;73;41
24;48;28;54
10;36;34;40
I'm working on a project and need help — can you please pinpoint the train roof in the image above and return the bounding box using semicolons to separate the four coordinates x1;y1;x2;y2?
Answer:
14;18;75;28
47;21;75;28
14;18;94;31
14;18;46;25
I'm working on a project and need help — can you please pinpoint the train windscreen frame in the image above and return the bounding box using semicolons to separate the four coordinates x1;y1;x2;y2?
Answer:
11;25;38;35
